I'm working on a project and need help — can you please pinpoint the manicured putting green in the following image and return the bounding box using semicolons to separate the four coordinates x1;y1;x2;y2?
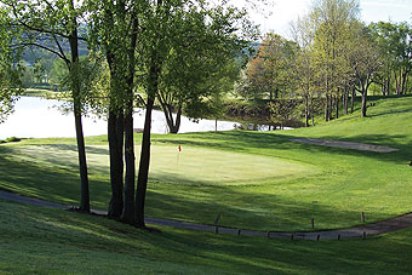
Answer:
9;144;317;186
150;145;317;185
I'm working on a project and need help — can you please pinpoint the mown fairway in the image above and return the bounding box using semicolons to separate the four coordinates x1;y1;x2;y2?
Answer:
1;96;412;232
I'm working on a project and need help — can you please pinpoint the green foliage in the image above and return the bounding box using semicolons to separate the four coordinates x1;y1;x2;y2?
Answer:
238;33;298;101
369;21;412;96
0;6;23;123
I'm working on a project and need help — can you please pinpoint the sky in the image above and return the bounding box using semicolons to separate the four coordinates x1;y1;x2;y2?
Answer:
246;0;412;37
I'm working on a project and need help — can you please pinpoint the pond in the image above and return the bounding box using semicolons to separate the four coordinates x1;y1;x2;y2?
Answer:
0;97;240;139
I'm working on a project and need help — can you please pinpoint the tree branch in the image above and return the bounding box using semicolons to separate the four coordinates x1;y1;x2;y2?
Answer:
11;42;70;65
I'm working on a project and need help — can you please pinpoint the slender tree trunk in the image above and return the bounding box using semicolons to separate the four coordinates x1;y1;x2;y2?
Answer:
387;76;391;96
135;0;163;228
68;2;90;212
311;112;315;127
73;104;90;212
136;54;160;228
401;70;408;95
395;71;401;96
170;104;182;134
330;96;334;120
304;93;310;127
350;86;355;114
361;86;367;118
108;111;124;218
343;87;349;115
135;96;154;228
160;101;182;134
325;94;330;122
335;95;339;119
121;16;139;224
121;103;135;223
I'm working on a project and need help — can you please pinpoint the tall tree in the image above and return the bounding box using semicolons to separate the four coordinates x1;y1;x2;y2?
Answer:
157;6;244;133
246;33;297;101
3;0;91;212
135;0;254;227
291;15;317;126
87;0;141;223
310;0;359;121
350;24;381;117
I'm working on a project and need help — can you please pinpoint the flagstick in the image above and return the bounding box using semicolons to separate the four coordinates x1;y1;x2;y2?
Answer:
177;151;180;170
177;145;182;170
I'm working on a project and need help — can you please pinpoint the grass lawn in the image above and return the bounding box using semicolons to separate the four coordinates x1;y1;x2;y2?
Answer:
2;97;412;231
1;200;412;274
1;96;412;273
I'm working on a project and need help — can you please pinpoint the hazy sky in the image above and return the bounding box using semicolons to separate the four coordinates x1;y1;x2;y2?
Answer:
248;0;412;37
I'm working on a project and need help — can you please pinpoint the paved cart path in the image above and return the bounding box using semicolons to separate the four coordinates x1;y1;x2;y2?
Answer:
2;190;412;241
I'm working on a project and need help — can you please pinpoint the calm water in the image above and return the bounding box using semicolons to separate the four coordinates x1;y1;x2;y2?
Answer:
0;97;239;139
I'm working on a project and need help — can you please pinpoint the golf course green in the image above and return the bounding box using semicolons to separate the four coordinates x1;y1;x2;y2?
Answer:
1;96;412;273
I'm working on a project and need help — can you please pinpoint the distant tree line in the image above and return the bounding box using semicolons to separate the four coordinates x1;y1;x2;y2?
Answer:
234;0;412;127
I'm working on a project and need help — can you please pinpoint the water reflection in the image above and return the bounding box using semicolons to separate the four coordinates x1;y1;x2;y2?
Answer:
0;97;239;139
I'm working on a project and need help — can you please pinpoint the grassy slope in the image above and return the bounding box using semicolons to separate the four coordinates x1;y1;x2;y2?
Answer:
1;96;412;273
1;200;412;274
1;96;412;232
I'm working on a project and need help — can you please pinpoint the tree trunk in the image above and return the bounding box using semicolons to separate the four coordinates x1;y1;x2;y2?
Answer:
304;94;309;127
335;95;339;119
325;94;330;122
73;104;90;212
121;104;135;224
108;111;124;218
121;15;139;224
136;50;161;227
382;78;390;96
172;104;182;134
68;2;90;212
401;70;408;95
135;96;154;228
343;87;349;115
350;86;355;114
161;101;182;134
361;88;367;118
395;71;402;96
328;95;334;121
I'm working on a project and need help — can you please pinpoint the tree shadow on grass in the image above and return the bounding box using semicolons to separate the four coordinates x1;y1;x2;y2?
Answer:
145;178;395;232
2;131;412;232
6;200;412;274
0;146;111;209
33;143;110;156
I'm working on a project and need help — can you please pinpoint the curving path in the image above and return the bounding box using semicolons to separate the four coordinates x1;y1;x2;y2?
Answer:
1;190;412;241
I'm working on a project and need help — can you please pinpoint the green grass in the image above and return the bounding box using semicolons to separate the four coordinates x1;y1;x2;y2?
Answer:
2;96;412;273
1;96;412;231
1;200;412;274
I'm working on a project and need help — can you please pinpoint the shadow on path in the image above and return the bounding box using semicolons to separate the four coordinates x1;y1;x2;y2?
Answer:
2;190;412;241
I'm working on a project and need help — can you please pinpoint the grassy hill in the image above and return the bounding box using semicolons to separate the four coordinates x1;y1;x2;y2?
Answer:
1;95;412;273
2;199;412;274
